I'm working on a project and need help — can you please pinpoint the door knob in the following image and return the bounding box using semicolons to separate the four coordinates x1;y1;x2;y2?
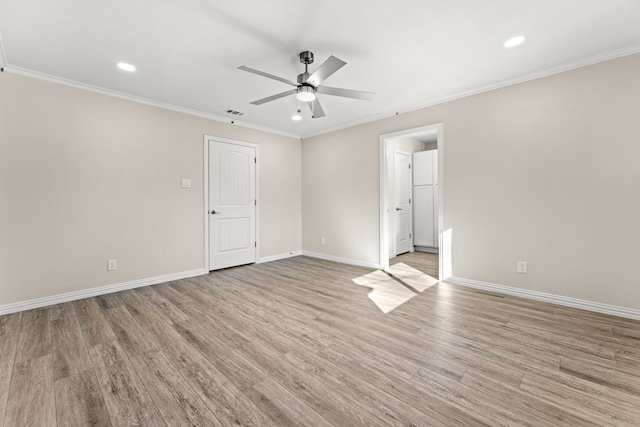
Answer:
210;210;222;215
395;207;403;211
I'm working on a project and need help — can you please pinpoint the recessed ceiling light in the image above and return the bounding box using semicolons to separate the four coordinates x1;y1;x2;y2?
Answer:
117;62;136;72
291;113;302;121
503;36;525;48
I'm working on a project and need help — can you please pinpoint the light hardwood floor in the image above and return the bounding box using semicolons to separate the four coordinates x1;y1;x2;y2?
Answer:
392;251;439;278
1;256;640;426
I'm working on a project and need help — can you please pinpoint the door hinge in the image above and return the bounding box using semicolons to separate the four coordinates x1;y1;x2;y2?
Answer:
408;164;411;169
409;233;412;239
255;199;257;206
409;198;412;203
254;157;257;163
254;242;257;247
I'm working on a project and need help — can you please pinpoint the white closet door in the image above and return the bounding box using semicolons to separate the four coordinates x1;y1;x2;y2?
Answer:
412;149;438;248
413;186;435;247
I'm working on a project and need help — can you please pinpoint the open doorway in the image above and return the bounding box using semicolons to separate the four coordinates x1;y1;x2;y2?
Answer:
379;124;448;280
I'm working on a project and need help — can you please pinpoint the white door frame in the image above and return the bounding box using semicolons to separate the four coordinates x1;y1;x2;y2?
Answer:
379;124;448;279
203;135;260;272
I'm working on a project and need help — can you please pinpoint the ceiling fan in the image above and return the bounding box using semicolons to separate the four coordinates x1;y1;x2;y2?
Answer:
238;51;374;119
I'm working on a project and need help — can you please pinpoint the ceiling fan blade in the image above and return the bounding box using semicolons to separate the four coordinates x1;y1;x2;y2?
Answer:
305;55;346;86
308;97;326;118
316;86;375;101
250;89;297;105
238;65;297;86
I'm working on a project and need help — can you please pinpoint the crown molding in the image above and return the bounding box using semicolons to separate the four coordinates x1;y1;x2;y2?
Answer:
301;43;640;139
3;65;300;140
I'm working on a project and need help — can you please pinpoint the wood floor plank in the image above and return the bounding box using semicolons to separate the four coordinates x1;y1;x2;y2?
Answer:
456;368;601;427
73;298;117;347
14;308;51;362
118;290;203;369
284;347;453;427
180;358;275;427
4;355;56;426
560;355;640;396
240;340;388;427
133;285;190;324
101;305;158;357
55;369;111;427
128;349;222;426
172;320;267;391
0;312;21;426
89;340;166;427
51;302;92;381
520;370;640;426
0;312;21;360
245;377;334;427
311;343;483;426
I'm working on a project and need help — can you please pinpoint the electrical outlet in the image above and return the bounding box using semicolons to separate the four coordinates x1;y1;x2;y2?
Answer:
517;260;527;274
108;259;117;271
320;237;326;245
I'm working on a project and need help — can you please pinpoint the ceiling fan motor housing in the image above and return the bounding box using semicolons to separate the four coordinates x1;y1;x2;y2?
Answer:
297;72;311;85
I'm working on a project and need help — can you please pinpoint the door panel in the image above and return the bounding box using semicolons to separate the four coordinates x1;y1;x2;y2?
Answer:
209;141;256;270
394;149;412;255
413;186;434;246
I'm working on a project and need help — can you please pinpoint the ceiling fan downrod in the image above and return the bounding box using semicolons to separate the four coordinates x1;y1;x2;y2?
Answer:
297;51;314;84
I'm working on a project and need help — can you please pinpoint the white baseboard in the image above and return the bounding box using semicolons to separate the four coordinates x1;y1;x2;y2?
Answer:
302;251;381;269
448;276;640;321
258;251;302;264
0;268;206;316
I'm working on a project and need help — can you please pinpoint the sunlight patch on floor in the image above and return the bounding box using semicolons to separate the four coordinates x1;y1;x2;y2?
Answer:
388;262;438;292
352;264;439;314
352;270;416;313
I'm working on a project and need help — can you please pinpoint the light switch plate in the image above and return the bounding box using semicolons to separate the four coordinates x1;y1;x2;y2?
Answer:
181;178;191;188
517;260;528;274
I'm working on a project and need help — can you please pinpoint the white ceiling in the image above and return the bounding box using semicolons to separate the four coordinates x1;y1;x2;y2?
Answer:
1;0;640;138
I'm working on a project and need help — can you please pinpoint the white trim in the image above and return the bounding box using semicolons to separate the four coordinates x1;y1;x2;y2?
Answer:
302;43;640;139
379;124;447;280
203;135;260;272
0;31;7;68
2;65;298;139
447;277;640;321
258;251;302;264
0;269;206;316
302;251;381;270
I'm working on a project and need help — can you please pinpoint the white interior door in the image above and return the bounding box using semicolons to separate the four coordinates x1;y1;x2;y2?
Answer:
209;140;256;270
394;149;412;255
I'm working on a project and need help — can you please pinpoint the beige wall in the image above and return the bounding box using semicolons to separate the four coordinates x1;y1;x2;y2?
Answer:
3;52;640;312
302;52;640;310
0;72;301;306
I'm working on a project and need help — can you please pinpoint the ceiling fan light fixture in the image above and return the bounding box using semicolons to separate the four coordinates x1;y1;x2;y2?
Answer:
296;86;316;102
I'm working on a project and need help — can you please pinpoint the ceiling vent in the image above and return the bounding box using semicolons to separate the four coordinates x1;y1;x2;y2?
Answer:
224;109;245;116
